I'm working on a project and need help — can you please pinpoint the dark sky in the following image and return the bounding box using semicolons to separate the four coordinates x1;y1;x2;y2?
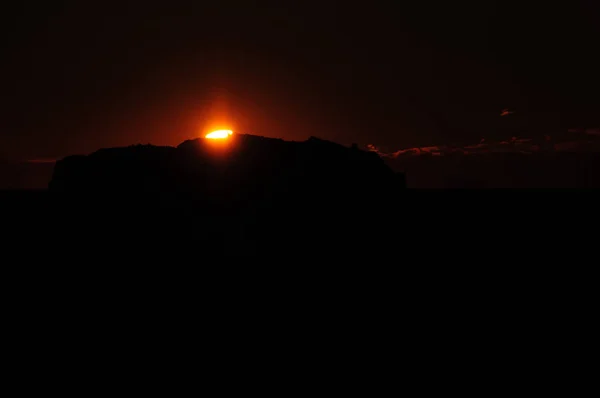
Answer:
2;1;599;160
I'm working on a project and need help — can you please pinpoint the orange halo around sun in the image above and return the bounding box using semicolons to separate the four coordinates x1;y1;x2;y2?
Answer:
206;130;233;139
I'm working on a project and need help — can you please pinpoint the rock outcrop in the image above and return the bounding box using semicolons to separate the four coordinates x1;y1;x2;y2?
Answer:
48;134;405;253
51;134;403;196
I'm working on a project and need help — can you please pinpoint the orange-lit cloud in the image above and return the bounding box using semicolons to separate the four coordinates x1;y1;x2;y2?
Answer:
554;141;583;151
568;128;600;136
368;127;600;159
27;158;57;164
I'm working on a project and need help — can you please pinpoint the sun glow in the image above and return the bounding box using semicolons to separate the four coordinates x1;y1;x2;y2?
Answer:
206;130;233;139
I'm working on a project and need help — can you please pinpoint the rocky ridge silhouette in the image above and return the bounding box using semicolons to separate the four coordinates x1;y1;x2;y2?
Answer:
47;134;406;253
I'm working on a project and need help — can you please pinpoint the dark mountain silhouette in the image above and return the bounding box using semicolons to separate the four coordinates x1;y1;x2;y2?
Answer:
50;134;404;194
44;134;406;254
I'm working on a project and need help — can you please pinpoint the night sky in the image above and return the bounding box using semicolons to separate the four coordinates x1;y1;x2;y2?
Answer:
2;1;599;162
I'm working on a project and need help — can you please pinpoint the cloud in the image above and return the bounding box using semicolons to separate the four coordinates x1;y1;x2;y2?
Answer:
585;128;600;136
27;159;57;164
554;141;585;151
388;146;444;157
368;128;600;159
567;128;600;136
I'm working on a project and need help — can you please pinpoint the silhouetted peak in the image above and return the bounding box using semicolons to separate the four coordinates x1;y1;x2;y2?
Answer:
49;133;406;195
176;138;201;150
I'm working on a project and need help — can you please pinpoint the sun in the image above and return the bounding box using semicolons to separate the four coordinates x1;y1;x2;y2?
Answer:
206;130;233;139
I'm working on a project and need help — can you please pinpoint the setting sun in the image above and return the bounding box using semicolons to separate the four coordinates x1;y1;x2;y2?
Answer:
206;130;233;139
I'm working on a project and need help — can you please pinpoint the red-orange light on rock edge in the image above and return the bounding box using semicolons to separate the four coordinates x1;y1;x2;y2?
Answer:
206;130;233;139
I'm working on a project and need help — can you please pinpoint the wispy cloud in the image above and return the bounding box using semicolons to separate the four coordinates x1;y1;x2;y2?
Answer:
368;129;600;159
27;158;57;164
585;128;600;136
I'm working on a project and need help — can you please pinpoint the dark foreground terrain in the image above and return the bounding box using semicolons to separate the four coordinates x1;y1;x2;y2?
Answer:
4;188;599;270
